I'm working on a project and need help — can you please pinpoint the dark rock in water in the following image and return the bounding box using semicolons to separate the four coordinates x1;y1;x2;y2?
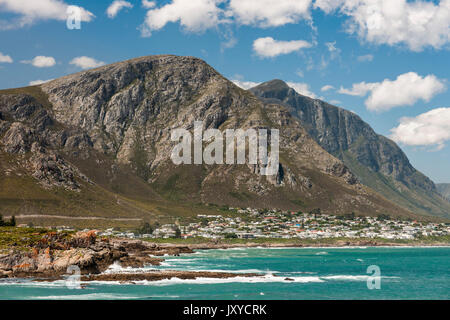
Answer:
284;278;295;281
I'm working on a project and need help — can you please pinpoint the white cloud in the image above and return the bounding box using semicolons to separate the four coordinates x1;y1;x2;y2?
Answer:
321;85;335;92
325;41;338;52
229;0;312;27
338;82;376;96
390;108;450;150
357;54;374;62
220;27;238;52
69;56;106;70
339;72;446;112
29;79;53;86
315;0;450;51
107;1;133;19
138;0;315;36
313;0;343;14
318;41;341;70
296;70;304;78
232;79;261;90
0;52;13;63
0;0;94;29
22;56;56;68
142;0;156;9
253;37;312;58
140;0;224;37
287;82;318;99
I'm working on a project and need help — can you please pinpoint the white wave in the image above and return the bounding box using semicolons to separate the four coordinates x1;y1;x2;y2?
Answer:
321;275;400;281
163;258;198;263
0;280;74;288
205;248;247;251
315;251;329;255
28;293;161;300
158;261;172;267
321;275;369;281
172;268;276;274
86;274;325;286
104;265;277;275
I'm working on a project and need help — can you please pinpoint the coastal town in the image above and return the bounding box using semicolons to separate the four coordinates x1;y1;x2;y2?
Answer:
94;208;450;241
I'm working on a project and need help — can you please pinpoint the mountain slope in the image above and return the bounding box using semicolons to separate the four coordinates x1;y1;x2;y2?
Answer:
437;184;450;201
250;80;450;219
0;55;436;227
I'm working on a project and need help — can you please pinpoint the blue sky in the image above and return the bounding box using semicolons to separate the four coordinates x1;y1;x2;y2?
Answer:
0;0;449;182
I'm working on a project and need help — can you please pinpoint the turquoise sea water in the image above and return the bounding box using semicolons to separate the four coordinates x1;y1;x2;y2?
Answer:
0;247;449;300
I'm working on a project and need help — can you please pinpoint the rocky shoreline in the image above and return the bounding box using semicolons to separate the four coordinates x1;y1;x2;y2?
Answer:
1;231;448;282
0;231;268;282
0;231;191;280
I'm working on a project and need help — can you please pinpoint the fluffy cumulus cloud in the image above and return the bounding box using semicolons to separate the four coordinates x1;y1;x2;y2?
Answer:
253;37;312;58
107;1;133;19
339;72;446;112
314;0;450;51
0;0;94;29
140;0;224;37
22;56;56;68
0;52;13;63
228;0;312;27
69;56;106;70
140;0;315;36
390;108;450;150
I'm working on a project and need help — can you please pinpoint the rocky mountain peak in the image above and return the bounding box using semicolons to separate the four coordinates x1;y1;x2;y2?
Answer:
250;79;295;101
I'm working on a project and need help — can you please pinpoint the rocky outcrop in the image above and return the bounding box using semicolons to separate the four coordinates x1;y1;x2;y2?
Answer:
0;231;192;279
1;122;36;154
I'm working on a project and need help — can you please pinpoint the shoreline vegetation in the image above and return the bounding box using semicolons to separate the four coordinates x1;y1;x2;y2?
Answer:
0;227;449;283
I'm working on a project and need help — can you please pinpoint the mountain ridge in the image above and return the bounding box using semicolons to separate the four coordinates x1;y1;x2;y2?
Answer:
0;55;446;228
250;79;450;219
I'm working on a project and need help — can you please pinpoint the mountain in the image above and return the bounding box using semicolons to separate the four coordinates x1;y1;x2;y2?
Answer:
250;80;450;219
437;184;450;201
0;55;440;228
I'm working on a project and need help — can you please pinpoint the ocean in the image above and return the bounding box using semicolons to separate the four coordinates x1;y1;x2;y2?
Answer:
0;247;449;300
